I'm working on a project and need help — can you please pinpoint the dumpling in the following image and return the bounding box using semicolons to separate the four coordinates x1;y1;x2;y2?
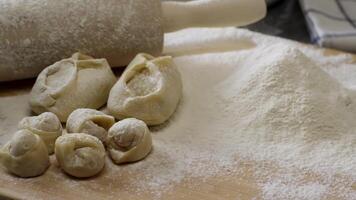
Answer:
18;112;62;154
107;53;182;125
106;118;152;164
55;133;106;178
30;53;117;122
0;130;50;178
66;108;115;142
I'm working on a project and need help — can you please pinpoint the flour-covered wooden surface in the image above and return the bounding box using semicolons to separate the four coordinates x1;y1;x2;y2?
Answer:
0;28;355;200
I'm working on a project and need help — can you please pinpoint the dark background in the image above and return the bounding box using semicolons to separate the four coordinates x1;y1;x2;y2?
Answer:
165;0;311;44
245;0;311;43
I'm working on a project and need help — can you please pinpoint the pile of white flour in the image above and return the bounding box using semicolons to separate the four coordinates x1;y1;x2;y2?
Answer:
0;28;355;199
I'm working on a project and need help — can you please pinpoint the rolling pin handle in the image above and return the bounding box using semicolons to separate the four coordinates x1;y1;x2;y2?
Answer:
162;0;267;33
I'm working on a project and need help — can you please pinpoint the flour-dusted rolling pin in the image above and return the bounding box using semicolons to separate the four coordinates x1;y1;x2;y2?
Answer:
0;0;266;81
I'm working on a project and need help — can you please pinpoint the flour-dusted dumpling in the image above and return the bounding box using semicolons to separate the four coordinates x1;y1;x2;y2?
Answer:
30;53;117;122
18;112;62;154
0;130;49;178
55;133;106;178
106;118;152;164
66;108;115;142
108;53;182;125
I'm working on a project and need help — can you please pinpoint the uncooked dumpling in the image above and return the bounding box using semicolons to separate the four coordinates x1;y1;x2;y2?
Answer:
66;108;115;142
106;118;152;164
107;53;182;125
55;133;106;178
0;130;49;178
30;53;117;122
18;112;62;154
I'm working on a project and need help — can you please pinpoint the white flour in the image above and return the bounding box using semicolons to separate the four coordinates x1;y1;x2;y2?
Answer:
158;28;355;199
127;69;159;96
0;28;355;199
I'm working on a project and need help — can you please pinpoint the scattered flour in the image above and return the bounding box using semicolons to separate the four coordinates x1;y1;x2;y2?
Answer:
0;28;355;199
127;68;159;96
158;28;356;199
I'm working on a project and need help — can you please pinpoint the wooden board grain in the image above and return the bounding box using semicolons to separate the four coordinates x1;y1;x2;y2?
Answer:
0;47;355;200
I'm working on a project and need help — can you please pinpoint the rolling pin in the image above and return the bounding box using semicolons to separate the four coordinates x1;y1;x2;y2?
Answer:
0;0;266;82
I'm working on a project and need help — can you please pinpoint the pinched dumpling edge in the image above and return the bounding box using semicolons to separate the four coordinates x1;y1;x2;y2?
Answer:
0;130;50;178
30;52;117;122
108;53;182;125
55;133;106;178
66;108;115;142
106;118;152;164
18;112;63;154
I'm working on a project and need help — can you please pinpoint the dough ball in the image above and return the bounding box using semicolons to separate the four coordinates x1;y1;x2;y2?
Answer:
106;118;152;164
0;130;50;178
107;53;182;125
30;53;117;122
18;112;62;154
66;108;115;142
55;133;106;178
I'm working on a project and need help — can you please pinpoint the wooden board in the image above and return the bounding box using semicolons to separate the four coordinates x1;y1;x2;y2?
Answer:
0;46;355;200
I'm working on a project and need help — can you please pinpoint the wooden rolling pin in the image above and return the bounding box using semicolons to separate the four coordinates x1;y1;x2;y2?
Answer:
0;0;266;81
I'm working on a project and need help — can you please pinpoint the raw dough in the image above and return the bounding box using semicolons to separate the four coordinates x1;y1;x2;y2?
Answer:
55;133;106;178
18;112;62;154
106;118;152;164
66;109;115;142
108;53;182;125
0;130;49;178
30;53;117;122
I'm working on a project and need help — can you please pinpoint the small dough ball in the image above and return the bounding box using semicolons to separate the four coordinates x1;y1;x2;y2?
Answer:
0;130;49;178
106;118;152;164
66;109;115;142
108;53;182;125
18;112;62;154
55;133;106;178
30;53;117;122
